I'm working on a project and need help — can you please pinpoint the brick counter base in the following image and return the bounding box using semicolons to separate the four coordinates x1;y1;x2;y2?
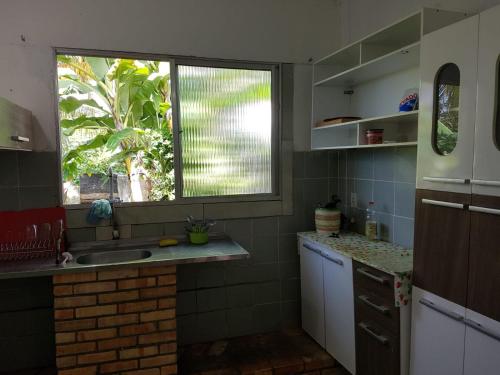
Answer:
53;265;177;375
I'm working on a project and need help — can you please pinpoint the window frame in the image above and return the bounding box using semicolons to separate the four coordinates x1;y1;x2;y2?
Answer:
54;48;282;209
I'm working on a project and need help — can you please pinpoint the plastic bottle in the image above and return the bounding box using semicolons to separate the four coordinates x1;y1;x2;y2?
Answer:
365;201;378;240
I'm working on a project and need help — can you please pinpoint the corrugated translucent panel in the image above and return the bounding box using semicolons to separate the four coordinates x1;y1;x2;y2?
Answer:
178;65;273;197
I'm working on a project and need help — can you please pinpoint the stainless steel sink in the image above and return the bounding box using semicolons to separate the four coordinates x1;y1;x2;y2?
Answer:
76;249;153;265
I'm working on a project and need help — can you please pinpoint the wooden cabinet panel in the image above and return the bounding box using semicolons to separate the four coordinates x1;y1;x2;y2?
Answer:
355;288;399;335
413;189;470;306
467;194;500;321
353;261;394;304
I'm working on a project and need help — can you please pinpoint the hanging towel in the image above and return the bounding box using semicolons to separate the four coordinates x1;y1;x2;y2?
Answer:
87;199;113;224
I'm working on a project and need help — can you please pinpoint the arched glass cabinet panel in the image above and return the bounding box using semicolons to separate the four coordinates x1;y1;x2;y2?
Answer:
433;63;461;155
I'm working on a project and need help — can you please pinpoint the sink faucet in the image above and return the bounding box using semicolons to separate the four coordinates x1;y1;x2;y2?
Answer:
108;166;120;240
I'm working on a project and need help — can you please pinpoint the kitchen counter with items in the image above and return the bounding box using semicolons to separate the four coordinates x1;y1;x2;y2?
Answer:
0;235;249;280
298;231;413;306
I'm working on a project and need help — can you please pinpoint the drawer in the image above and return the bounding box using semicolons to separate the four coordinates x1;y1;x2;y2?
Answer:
355;287;400;335
356;318;400;375
353;261;394;303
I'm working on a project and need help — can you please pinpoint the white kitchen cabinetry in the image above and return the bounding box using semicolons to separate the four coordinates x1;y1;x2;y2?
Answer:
323;250;355;374
416;15;479;194
472;5;500;196
410;287;466;375
300;240;325;347
0;97;33;151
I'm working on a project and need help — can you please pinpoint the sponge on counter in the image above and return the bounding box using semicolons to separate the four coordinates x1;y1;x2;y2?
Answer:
159;238;179;247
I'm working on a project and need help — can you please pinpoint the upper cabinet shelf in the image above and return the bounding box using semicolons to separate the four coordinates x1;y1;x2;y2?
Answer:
310;8;470;151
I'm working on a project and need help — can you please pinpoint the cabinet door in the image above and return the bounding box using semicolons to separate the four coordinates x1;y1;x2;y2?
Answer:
467;194;500;321
413;189;470;306
300;240;325;347
416;15;478;194
0;97;33;151
410;287;466;375
473;5;500;196
323;251;355;374
463;309;500;375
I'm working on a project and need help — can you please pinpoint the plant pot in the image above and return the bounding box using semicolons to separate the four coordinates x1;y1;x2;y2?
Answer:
189;232;209;245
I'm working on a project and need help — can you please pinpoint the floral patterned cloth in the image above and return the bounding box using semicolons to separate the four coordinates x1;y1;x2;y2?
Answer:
298;231;413;307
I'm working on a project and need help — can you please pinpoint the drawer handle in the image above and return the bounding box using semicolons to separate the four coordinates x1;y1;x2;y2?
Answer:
303;243;322;255
423;177;469;184
418;298;464;322
357;268;388;285
323;253;343;266
464;318;500;342
358;295;390;315
422;199;465;210
358;322;389;345
11;135;30;143
471;179;500;187
468;205;500;216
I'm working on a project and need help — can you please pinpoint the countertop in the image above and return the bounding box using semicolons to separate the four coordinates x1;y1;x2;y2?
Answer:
298;231;413;306
0;236;249;280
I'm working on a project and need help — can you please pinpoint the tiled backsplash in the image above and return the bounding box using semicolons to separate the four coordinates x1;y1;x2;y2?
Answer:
331;147;416;248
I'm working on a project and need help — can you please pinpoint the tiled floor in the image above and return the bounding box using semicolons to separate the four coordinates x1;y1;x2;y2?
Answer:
179;328;350;375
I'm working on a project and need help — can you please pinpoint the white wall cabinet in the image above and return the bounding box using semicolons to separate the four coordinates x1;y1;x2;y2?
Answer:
300;240;326;347
416;15;479;194
323;250;356;374
0;97;33;151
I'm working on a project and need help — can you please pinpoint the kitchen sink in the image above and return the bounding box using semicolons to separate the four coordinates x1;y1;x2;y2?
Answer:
76;249;153;265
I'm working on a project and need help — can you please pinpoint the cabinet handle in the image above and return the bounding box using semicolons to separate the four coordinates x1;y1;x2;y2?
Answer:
303;243;323;256
421;199;465;210
471;179;500;187
356;268;388;285
464;318;500;342
11;135;30;143
358;295;390;315
323;253;343;266
423;177;469;184
358;322;389;345
468;205;500;216
419;298;464;322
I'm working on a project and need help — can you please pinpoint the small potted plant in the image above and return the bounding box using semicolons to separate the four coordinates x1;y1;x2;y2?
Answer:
185;216;216;245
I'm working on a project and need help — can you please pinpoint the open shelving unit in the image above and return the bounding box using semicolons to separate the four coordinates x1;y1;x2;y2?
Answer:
311;8;468;150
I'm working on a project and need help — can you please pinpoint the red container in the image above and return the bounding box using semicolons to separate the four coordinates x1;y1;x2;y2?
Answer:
366;129;384;144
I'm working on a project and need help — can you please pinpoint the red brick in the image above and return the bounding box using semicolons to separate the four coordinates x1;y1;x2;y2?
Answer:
118;277;156;290
98;336;137;351
54;272;96;284
74;281;116;295
55;332;76;344
99;290;139;304
54;285;73;296
100;359;138;373
78;351;116;365
56;355;76;368
159;343;176;354
161;364;177;375
98;268;139;280
139;331;176;345
59;366;97;375
140;309;175;322
54;309;74;320
98;314;139;328
119;300;157;314
120;346;159;360
157;274;176;286
139;265;176;276
140;354;176;368
77;328;116;341
124;369;160;375
54;295;96;309
55;318;96;332
158;298;176;309
119;322;156;336
158;319;176;331
140;286;176;299
75;304;117;318
56;341;96;356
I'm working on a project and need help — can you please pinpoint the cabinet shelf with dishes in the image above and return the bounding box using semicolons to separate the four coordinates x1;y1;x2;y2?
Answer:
311;8;468;151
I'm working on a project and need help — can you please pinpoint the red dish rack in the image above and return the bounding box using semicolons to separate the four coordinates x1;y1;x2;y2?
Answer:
0;207;66;262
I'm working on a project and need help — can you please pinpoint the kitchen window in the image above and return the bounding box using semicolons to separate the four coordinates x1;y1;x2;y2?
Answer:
56;51;279;206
